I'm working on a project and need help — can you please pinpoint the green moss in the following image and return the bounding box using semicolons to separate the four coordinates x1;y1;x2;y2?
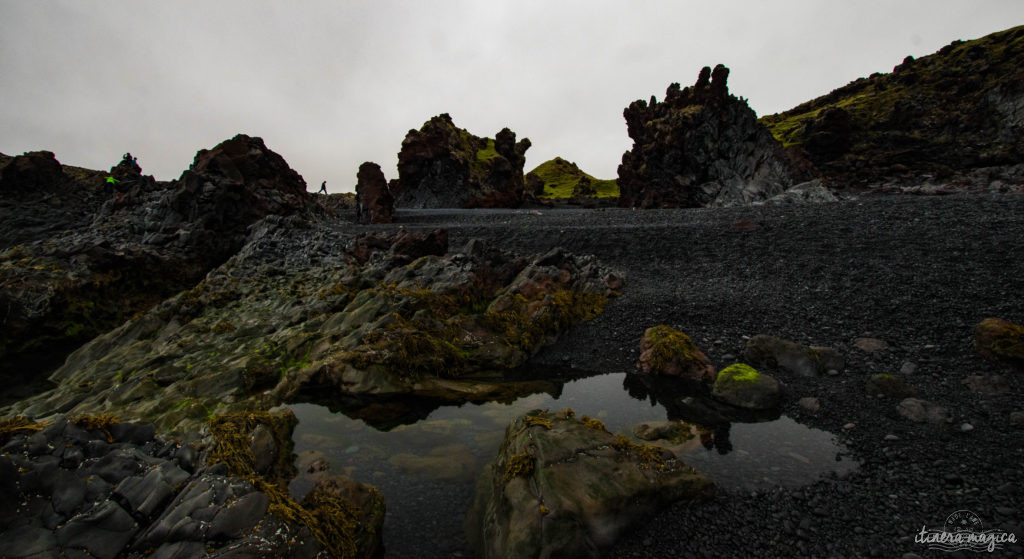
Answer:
504;451;536;481
644;325;703;372
528;157;619;199
716;363;760;384
475;138;499;163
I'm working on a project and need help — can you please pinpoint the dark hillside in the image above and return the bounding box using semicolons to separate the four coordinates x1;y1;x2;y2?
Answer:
761;25;1024;188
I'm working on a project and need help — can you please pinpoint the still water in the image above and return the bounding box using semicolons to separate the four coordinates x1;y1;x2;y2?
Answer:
286;372;856;557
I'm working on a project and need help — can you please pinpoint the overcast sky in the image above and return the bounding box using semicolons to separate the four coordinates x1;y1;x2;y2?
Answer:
1;1;1021;192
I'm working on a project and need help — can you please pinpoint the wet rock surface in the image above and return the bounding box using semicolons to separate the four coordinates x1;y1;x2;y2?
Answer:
0;412;381;558
467;410;714;558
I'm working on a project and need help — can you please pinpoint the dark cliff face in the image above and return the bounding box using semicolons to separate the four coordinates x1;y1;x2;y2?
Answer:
761;25;1024;186
617;65;808;209
390;113;531;208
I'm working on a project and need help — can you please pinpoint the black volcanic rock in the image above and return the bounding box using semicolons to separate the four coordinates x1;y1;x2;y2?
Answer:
355;162;394;224
0;134;314;381
390;113;531;208
617;64;809;208
0;151;67;194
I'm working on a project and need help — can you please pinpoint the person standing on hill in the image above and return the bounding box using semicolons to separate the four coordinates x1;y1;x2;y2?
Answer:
319;181;328;194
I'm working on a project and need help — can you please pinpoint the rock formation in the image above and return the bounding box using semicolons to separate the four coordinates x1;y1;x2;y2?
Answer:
743;334;845;377
0;411;384;558
390;113;531;208
636;325;715;383
0;135;313;381
355;161;394;224
4;220;622;435
761;24;1024;189
467;410;714;558
617;64;809;208
711;363;780;410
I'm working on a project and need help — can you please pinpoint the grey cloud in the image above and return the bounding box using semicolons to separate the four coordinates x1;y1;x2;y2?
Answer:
2;0;1022;190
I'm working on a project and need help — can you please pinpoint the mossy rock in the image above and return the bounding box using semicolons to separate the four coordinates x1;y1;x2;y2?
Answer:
974;317;1024;371
637;325;715;382
866;374;916;398
467;410;713;559
712;363;780;410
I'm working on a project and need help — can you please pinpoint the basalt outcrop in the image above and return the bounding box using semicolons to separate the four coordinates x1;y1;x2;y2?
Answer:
0;411;384;559
4;214;622;435
617;64;811;208
0;135;314;382
761;24;1024;190
354;161;394;224
390;113;532;208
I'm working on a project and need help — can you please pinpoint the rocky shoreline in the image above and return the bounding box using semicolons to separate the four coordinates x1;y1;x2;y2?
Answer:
376;194;1023;558
3;191;1023;558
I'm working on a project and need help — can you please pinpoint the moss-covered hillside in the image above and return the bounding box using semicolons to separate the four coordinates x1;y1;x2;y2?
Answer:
527;157;619;199
760;25;1024;184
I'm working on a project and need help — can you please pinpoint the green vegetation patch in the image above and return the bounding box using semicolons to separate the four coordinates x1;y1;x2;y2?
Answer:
644;325;704;372
528;157;619;199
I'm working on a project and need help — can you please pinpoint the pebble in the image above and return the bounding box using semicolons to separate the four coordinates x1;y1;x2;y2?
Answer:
884;434;900;441
843;423;856;430
959;423;974;432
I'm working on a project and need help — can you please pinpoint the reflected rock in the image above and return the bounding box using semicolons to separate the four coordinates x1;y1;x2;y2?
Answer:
467;410;714;558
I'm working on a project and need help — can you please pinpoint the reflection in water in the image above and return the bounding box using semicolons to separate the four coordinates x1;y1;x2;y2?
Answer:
287;371;857;558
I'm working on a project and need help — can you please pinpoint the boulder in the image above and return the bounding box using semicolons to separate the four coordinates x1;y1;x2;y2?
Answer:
636;325;715;383
391;113;531;208
897;398;952;424
711;363;780;410
354;161;394;224
974;317;1024;371
865;374;916;398
467;410;714;559
743;334;845;377
764;179;838;205
617;64;810;208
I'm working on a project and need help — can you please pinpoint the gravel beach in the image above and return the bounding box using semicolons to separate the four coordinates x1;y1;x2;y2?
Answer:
361;194;1024;558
